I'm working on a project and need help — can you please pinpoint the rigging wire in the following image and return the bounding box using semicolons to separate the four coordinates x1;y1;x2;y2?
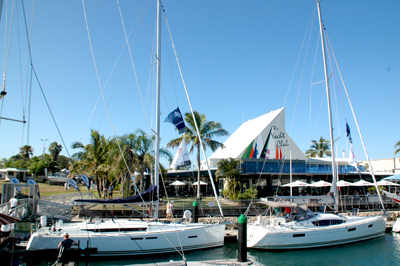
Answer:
163;7;224;218
246;5;319;203
0;0;16;128
81;0;151;214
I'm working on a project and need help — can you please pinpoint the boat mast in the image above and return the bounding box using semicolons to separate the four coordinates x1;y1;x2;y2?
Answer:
153;0;162;221
316;1;338;213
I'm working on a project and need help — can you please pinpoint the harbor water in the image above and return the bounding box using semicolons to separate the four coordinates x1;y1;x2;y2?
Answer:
92;233;399;266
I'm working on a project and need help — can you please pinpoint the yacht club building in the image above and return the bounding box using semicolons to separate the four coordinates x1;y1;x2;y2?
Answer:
165;108;390;197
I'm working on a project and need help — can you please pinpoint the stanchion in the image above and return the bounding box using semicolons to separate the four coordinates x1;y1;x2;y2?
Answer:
238;214;247;262
193;201;199;223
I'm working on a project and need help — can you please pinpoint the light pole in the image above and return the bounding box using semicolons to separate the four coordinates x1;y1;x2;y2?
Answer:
41;139;48;160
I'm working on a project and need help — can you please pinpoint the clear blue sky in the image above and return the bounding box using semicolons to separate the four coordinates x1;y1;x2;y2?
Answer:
0;0;398;168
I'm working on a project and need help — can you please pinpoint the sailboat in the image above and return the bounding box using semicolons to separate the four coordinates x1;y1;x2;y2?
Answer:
245;1;386;250
26;0;225;257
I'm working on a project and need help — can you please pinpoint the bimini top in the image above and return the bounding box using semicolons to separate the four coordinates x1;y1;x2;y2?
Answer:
75;186;157;205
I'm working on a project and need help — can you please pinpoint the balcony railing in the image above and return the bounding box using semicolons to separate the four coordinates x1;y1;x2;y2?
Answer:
241;162;362;174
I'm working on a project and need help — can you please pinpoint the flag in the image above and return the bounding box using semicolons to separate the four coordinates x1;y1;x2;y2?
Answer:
68;179;79;192
349;144;358;169
346;121;353;144
27;179;40;198
81;174;90;190
164;107;187;134
10;178;21;194
170;139;191;170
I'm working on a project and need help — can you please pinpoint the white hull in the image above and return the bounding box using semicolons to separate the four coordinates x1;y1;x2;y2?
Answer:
47;176;69;183
393;217;400;233
26;219;225;256
247;214;386;250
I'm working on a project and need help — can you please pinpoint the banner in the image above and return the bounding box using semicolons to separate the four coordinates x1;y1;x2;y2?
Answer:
68;179;79;192
81;174;90;190
27;179;40;198
164;107;187;134
10;178;21;194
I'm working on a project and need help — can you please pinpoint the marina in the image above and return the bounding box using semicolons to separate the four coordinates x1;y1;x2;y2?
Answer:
0;0;399;266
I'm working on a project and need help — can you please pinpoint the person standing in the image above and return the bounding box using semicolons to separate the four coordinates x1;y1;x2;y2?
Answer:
166;201;172;219
58;232;77;249
108;185;114;199
170;201;174;218
9;195;18;210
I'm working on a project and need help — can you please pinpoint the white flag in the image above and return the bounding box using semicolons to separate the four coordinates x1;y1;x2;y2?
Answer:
349;144;358;168
170;139;191;170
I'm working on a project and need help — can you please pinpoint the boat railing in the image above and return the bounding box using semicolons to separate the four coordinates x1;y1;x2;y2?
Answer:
40;192;97;205
275;195;396;212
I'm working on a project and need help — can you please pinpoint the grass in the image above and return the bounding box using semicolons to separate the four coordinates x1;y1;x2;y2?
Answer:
0;180;91;197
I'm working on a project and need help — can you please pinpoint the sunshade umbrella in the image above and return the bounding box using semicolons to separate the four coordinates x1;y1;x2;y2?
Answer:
352;180;374;186
310;180;332;187
192;181;207;186
170;180;186;186
377;180;400;186
336;180;354;187
383;174;400;181
282;180;310;187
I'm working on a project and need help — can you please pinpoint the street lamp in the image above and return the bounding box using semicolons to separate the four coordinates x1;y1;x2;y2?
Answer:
41;139;48;159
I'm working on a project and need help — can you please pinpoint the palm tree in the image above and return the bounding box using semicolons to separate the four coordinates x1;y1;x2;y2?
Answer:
395;141;400;156
216;158;242;200
167;111;228;200
305;136;331;157
48;141;63;161
130;129;172;193
19;145;34;161
71;130;112;197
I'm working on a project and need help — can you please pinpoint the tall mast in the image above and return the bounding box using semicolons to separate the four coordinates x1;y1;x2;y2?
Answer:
153;0;162;221
316;1;338;213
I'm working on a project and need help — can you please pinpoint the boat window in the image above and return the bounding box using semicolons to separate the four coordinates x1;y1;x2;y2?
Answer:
295;205;316;221
82;228;147;232
312;219;345;226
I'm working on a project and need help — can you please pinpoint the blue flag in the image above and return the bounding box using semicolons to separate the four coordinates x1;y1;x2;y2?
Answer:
81;174;90;190
345;121;353;144
68;179;80;192
164;107;187;134
27;179;40;198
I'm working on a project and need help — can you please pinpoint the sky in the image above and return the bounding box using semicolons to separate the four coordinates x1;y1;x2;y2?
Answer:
0;0;398;169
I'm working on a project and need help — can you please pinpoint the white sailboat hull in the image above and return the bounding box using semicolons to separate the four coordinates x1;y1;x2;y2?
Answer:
393;218;400;233
247;215;385;250
26;220;225;256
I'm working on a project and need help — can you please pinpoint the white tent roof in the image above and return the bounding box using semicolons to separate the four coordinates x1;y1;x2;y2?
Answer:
209;108;307;161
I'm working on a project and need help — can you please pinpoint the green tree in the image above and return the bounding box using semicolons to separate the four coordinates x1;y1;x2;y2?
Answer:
305;136;331;157
71;130;112;197
19;145;34;161
395;140;400;156
29;159;58;176
167;111;228;200
129;129;172;193
216;158;242;200
48;141;63;161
